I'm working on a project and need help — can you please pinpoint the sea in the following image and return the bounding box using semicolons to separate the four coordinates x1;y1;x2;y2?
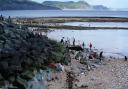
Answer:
1;10;128;57
0;10;128;17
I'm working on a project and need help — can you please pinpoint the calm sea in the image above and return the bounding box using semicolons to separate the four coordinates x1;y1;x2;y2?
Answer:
47;30;128;58
0;10;128;17
64;22;128;28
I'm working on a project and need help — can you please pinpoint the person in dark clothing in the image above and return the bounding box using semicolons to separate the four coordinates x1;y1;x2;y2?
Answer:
82;42;85;49
7;16;12;23
89;43;92;50
0;15;4;21
99;51;103;61
73;38;75;46
60;37;64;44
124;56;127;61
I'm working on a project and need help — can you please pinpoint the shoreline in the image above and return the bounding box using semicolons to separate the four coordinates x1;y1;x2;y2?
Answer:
46;51;128;89
44;43;127;89
1;15;128;89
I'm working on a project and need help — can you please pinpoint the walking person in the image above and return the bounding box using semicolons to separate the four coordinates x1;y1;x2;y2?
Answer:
73;38;75;46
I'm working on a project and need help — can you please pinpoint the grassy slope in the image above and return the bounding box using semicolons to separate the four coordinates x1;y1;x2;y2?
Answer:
0;0;61;10
42;1;90;9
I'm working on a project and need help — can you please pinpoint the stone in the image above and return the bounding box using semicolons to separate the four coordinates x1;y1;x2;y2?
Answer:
21;70;34;80
0;61;8;70
80;85;88;88
16;76;27;88
0;19;67;89
0;81;5;88
0;74;3;80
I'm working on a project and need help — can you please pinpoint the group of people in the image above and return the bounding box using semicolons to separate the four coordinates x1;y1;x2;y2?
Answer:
60;37;86;49
60;37;104;61
60;37;70;47
60;37;96;51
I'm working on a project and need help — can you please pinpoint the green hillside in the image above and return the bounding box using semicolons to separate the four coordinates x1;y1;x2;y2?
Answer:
0;0;60;10
42;1;91;9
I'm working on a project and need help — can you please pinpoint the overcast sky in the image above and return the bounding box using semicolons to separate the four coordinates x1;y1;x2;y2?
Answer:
31;0;128;9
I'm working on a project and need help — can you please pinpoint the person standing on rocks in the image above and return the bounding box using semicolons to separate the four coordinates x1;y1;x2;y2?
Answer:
82;42;85;49
65;41;69;47
124;56;127;61
99;51;103;61
89;42;92;50
60;37;64;44
73;38;75;46
0;15;4;21
67;38;70;47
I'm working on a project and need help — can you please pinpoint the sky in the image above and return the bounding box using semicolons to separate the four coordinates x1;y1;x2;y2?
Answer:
31;0;128;9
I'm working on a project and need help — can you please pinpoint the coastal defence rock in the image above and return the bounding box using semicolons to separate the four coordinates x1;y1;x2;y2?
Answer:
0;21;66;88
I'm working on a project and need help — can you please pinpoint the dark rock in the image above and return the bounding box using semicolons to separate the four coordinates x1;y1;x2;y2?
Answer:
80;85;88;88
13;76;26;89
0;74;3;80
0;61;8;70
0;19;66;88
68;46;83;51
0;25;4;34
0;80;4;88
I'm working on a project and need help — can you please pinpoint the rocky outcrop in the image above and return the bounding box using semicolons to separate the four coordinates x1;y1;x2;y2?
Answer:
0;19;66;88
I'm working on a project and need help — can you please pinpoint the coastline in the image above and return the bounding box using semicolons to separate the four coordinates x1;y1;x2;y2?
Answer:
1;15;128;89
46;51;128;89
